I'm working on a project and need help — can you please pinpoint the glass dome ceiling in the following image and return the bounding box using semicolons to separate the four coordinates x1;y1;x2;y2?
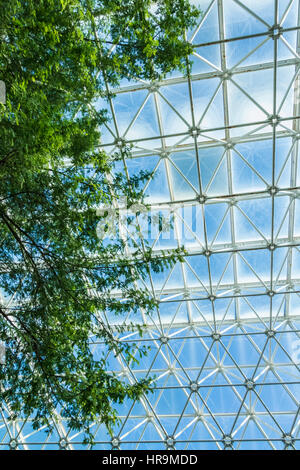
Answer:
1;0;300;450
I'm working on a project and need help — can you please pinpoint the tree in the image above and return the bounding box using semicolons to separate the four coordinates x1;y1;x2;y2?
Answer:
0;0;201;443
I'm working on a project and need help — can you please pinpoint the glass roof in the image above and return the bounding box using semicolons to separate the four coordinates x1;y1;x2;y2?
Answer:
1;0;300;450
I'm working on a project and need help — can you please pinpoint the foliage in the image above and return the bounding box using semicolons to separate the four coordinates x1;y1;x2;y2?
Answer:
0;0;200;442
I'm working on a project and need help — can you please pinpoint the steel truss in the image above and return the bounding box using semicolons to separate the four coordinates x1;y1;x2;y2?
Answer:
1;0;300;450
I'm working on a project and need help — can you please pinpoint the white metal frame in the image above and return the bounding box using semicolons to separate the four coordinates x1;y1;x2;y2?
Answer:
1;0;300;450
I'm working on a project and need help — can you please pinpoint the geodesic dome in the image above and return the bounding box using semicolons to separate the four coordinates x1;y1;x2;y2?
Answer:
1;0;300;450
